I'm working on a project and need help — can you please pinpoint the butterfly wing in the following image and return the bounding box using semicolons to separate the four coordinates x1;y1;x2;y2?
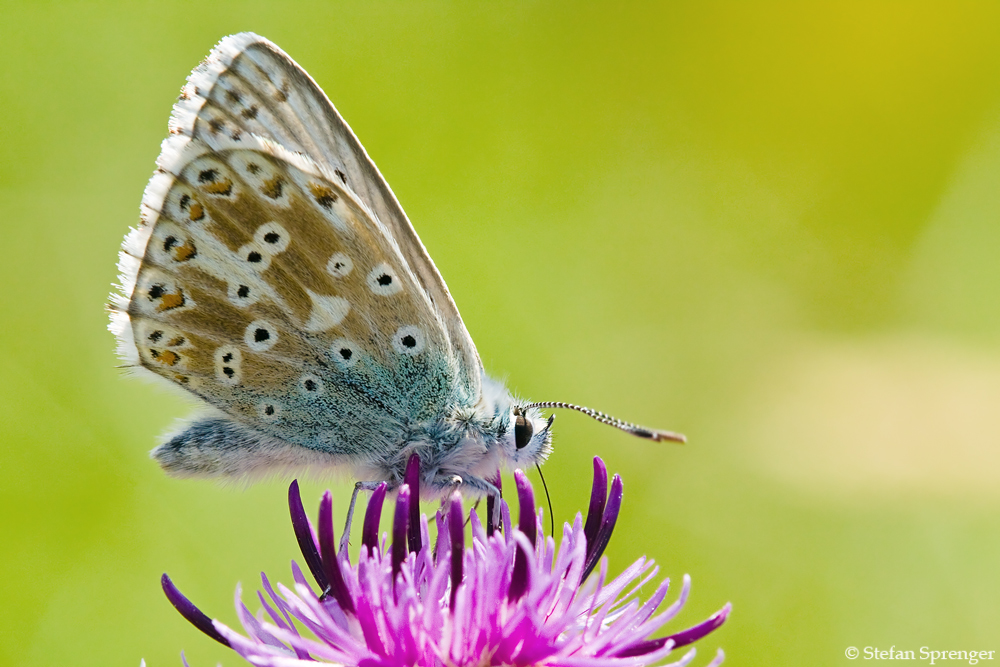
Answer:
110;34;482;476
171;32;482;399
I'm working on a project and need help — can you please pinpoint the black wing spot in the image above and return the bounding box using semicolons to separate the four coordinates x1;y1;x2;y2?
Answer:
222;352;233;363
148;284;165;299
148;330;164;342
237;285;250;298
264;404;275;416
377;274;393;286
242;105;259;120
339;348;352;360
198;169;219;183
335;169;347;184
401;335;416;348
303;379;317;391
264;232;280;244
254;328;270;343
222;366;235;378
247;251;262;263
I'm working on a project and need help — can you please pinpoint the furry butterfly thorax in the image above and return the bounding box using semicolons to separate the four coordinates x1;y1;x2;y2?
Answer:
109;33;683;499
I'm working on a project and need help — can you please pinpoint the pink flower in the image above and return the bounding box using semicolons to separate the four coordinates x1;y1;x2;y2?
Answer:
163;457;729;666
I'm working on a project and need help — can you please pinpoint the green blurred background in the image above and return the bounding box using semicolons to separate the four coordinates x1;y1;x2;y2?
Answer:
3;1;1000;665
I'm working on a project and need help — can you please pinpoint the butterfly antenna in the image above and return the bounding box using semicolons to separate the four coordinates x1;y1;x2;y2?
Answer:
536;464;554;535
522;402;686;443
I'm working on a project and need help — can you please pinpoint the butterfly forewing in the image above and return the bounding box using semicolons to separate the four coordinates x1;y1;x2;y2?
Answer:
169;33;482;400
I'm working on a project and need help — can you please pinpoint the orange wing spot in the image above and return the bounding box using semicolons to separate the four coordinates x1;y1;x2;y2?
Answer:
172;239;197;261
166;336;186;347
203;178;234;196
156;290;186;312
309;183;338;210
188;202;205;221
174;374;190;384
261;176;284;199
150;349;180;366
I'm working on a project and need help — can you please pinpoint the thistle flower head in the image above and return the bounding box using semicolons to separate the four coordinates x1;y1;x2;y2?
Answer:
163;457;730;666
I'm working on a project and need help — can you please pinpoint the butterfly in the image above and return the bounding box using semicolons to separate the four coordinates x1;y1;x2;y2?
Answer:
109;32;683;507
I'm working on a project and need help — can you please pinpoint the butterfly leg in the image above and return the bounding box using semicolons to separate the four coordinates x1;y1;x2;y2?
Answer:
464;497;483;526
340;480;385;554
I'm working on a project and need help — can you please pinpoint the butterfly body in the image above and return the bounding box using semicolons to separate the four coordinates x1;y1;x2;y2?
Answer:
110;33;554;495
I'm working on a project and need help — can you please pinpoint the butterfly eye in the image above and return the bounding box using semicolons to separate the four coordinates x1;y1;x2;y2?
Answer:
514;410;533;450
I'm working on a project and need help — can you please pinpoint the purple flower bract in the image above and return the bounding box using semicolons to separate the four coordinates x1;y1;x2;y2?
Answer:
163;457;729;666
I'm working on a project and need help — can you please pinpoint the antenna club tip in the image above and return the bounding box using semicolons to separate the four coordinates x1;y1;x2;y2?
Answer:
653;431;687;444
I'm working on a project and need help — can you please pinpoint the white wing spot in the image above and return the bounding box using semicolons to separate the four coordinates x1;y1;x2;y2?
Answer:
329;338;360;368
138;322;192;370
150;223;198;265
244;320;278;352
254;222;290;253
183;157;238;199
238;241;272;270
214;345;242;386
257;401;282;421
303;291;350;332
298;373;325;395
392;325;426;356
367;263;402;296
326;252;353;278
287;170;348;231
134;272;194;316
163;186;210;225
227;152;290;207
228;282;260;307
